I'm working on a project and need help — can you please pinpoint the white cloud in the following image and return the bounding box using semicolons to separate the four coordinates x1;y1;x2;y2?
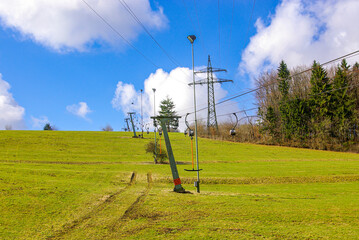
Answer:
239;0;359;80
0;74;25;130
0;0;167;51
66;102;92;120
31;116;49;129
112;67;240;131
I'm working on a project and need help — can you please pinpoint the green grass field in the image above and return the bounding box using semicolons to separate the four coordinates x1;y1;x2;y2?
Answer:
1;131;359;239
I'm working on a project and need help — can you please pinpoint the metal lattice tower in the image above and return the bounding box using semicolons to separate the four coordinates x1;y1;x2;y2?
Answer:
190;55;233;134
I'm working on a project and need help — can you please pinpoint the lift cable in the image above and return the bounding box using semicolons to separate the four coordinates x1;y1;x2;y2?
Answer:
183;80;359;124
228;0;235;52
217;0;221;67
193;0;209;54
119;0;191;82
82;0;189;85
82;0;159;68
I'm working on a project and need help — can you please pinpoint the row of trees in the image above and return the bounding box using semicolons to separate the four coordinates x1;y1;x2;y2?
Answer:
257;59;359;149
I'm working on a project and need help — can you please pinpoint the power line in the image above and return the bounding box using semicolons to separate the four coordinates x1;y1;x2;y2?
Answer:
228;0;235;52
193;0;208;54
81;0;160;69
118;0;184;69
244;0;256;49
82;0;189;86
209;49;359;109
181;0;197;32
188;112;258;123
118;0;191;84
217;0;221;67
182;107;257;121
180;49;359;116
185;79;359;123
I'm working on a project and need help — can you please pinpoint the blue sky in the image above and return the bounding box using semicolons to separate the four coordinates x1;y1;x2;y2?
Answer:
0;0;358;131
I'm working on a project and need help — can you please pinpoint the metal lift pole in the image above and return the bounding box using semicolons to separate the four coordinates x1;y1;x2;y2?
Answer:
125;118;130;132
151;116;185;193
188;35;201;193
128;112;137;138
141;89;143;138
153;88;157;163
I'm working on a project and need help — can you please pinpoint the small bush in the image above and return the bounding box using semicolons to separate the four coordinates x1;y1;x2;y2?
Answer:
145;141;168;164
102;124;113;131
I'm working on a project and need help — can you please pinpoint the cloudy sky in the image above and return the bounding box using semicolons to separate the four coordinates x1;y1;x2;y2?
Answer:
0;0;358;131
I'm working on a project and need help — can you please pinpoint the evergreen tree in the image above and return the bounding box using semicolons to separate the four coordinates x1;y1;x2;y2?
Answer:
43;123;53;130
264;106;278;139
278;60;290;98
310;61;333;123
286;97;310;139
332;59;355;140
277;60;291;139
158;96;177;131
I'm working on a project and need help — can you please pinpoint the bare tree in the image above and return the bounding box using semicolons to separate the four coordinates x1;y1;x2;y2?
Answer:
102;124;113;131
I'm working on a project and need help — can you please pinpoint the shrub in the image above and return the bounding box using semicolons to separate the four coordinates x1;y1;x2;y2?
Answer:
145;141;168;164
102;124;113;131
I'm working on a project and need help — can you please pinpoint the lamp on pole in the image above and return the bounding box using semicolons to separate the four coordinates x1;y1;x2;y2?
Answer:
152;88;157;163
187;35;200;193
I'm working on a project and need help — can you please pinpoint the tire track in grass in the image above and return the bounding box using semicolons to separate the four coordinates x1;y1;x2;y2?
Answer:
47;172;137;240
110;173;153;231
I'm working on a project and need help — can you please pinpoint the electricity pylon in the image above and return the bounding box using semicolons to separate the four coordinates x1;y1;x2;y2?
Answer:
189;55;233;134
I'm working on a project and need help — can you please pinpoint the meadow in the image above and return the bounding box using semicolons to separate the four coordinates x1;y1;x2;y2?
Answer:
0;130;358;239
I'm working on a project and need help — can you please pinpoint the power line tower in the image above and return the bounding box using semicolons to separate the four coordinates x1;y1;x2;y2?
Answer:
189;55;233;134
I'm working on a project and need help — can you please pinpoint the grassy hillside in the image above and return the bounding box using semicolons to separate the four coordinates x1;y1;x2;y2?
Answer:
0;131;359;239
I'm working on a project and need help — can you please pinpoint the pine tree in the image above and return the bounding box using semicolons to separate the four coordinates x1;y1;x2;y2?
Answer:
278;60;290;98
277;60;291;139
158;96;177;131
43;123;53;130
286;97;310;139
264;106;278;139
332;59;355;140
310;61;332;120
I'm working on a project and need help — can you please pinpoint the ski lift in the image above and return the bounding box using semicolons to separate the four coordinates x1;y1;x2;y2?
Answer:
184;113;202;172
230;113;238;136
172;118;179;130
153;118;158;128
189;129;194;137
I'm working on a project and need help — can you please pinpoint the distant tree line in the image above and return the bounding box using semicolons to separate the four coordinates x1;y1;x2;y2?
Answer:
256;59;359;150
